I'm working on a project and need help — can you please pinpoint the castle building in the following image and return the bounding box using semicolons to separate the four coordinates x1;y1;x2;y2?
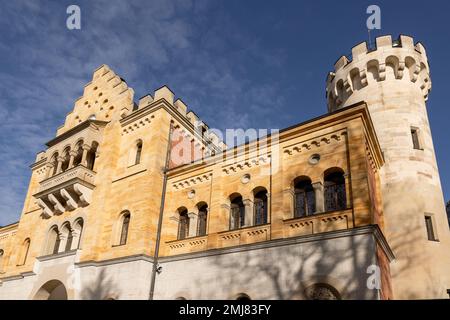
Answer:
0;35;448;300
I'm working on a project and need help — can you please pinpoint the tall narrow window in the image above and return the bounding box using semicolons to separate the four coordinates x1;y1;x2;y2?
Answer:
0;249;4;273
230;195;245;230
135;141;143;165
65;229;73;252
86;142;98;170
61;148;70;172
120;213;131;245
425;215;437;241
294;177;315;218
411;127;421;150
197;204;208;236
178;208;189;240
74;219;84;249
324;169;347;212
254;189;268;226
20;239;31;266
53;232;61;254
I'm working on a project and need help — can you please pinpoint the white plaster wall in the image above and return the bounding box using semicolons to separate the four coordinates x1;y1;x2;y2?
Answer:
154;233;379;300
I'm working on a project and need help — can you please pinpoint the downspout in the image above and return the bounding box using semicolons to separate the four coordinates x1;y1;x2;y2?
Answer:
149;121;173;300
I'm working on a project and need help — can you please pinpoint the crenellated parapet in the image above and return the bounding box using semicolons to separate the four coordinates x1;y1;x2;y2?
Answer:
326;35;432;112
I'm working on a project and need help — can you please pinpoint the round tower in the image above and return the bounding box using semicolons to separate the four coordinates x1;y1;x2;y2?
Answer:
326;35;450;299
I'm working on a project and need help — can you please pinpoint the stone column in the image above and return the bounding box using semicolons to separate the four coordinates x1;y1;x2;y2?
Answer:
56;156;64;174
68;150;77;169
312;181;325;213
57;233;66;254
45;163;54;178
243;199;254;227
81;144;91;167
188;212;198;237
343;173;350;209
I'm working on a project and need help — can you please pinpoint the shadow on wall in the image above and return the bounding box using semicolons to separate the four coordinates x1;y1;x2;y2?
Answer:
183;224;427;300
382;190;443;299
205;234;375;300
80;269;119;300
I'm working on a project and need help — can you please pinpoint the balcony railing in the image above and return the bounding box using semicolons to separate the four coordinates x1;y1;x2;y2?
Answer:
218;224;270;248
283;209;352;238
34;165;96;218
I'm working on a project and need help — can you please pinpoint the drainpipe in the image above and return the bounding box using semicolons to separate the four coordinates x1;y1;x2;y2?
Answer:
149;121;173;300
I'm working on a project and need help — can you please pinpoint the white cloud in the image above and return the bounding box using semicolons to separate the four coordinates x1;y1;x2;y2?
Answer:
0;0;288;225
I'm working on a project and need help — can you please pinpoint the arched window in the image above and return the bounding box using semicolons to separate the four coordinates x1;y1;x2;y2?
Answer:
324;169;347;212
197;203;208;236
294;177;315;218
61;148;71;172
0;249;4;273
119;212;131;245
254;188;268;226
73;142;83;167
135;140;143;165
73;219;84;249
61;224;73;252
86;142;98;170
305;283;341;300
236;293;251;300
177;208;189;240
50;153;59;176
45;226;60;255
230;194;245;230
19;238;31;266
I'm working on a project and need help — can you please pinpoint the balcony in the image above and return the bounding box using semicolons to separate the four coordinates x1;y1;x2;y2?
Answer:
34;165;96;218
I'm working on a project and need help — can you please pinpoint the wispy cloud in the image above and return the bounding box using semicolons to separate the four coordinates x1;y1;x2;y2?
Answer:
0;0;289;225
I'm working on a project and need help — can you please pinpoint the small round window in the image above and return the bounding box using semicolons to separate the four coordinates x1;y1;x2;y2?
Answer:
187;190;195;199
308;154;321;165
241;174;251;184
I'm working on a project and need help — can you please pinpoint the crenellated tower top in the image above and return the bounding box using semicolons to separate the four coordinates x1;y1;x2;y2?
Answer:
326;35;432;112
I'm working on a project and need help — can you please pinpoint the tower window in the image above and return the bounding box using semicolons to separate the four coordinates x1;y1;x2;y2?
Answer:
411;127;422;150
120;213;131;245
425;215;438;241
135;141;142;165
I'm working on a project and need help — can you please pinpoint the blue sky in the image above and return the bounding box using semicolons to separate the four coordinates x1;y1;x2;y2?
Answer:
0;0;449;225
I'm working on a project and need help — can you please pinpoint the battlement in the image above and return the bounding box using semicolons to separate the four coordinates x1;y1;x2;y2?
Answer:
326;35;432;112
136;85;225;150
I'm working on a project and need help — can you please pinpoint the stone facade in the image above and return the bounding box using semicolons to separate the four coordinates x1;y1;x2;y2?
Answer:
0;35;448;300
327;35;450;299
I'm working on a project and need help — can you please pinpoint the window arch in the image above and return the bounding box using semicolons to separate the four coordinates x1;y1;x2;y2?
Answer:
19;238;31;266
236;293;251;300
135;140;143;165
304;283;341;300
61;223;73;252
45;226;60;255
50;152;59;176
294;176;315;218
61;147;71;172
72;141;83;167
86;142;98;170
0;249;4;273
119;212;131;246
253;187;268;226
73;218;84;249
324;168;347;211
197;203;208;236
177;207;189;240
230;194;245;230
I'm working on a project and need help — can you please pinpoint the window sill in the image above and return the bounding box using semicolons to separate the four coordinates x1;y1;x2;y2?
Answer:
37;249;78;262
112;243;127;248
284;208;352;222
